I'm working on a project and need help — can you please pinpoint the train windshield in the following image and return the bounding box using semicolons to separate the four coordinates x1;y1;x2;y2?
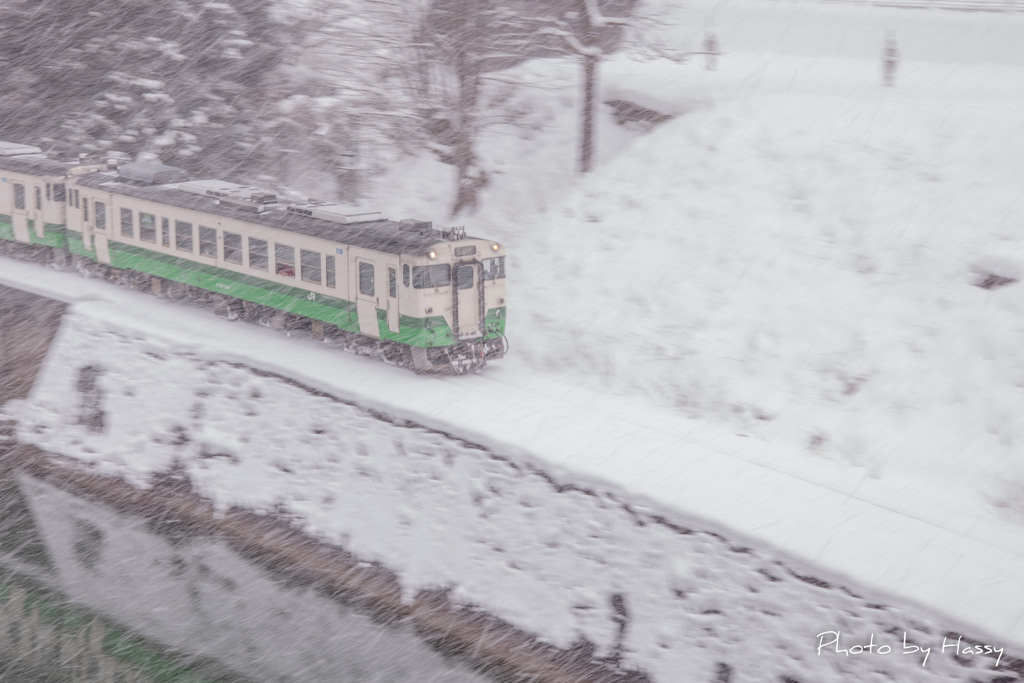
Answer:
481;256;505;281
412;264;451;289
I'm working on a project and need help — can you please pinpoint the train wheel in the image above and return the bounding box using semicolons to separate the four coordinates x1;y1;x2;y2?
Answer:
50;248;70;269
212;295;242;320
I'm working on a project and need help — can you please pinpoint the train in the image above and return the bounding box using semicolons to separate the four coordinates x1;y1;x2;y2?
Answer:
0;140;507;374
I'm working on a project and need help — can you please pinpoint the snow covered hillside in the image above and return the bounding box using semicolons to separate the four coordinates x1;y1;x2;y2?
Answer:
378;0;1024;528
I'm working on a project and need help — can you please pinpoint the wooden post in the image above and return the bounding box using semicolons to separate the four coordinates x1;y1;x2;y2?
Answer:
578;0;598;174
581;52;597;173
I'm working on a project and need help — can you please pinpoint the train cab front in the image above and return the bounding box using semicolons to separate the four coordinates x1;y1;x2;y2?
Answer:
403;236;506;373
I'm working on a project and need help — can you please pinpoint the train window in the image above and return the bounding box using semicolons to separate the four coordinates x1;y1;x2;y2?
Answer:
139;213;156;243
359;263;374;296
403;264;410;287
120;208;133;237
481;256;506;281
95;201;106;230
300;249;321;284
388;267;397;298
224;232;242;264
248;237;268;271
35;186;42;210
199;226;217;258
46;184;51;201
83;199;89;223
53;184;65;203
412;265;451;289
455;264;474;289
13;184;24;210
74;189;80;209
275;244;295;277
161;218;170;247
325;255;335;288
175;220;193;252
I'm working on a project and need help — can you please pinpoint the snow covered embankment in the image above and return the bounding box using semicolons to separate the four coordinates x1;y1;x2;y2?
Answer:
7;305;1014;683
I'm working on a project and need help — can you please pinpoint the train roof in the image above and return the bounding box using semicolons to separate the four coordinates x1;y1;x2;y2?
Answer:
0;154;72;177
75;171;466;256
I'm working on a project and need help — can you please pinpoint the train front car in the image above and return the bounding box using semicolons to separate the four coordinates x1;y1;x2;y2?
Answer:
399;223;507;374
63;162;504;375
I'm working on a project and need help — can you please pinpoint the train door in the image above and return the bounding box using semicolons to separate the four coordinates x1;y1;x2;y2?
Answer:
355;258;380;338
90;199;111;264
31;184;45;239
386;266;399;334
453;262;482;339
10;182;30;243
93;234;111;263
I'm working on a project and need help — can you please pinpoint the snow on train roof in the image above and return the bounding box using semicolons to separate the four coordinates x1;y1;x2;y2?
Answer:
75;170;460;256
0;141;43;156
0;154;72;177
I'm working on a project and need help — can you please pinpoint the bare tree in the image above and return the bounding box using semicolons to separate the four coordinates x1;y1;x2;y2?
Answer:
256;0;420;199
404;0;553;214
272;0;637;213
540;0;629;173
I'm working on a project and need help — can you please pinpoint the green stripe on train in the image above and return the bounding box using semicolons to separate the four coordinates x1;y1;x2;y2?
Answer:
0;215;13;242
1;222;504;346
0;215;66;247
67;228;97;259
30;221;67;248
108;241;466;347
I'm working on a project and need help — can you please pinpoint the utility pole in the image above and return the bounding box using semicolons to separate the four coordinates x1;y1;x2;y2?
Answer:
578;0;598;174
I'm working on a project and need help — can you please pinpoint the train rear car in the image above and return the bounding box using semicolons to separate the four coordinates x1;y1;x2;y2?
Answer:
0;142;70;251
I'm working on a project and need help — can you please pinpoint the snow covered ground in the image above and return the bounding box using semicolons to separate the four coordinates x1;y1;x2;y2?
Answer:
2;0;1024;680
2;259;1021;682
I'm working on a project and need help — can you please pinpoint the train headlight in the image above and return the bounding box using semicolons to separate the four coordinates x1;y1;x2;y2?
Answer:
426;307;433;314
428;250;437;259
491;243;500;252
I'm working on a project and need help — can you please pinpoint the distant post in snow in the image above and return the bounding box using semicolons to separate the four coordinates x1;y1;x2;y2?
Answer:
882;32;899;87
704;29;719;71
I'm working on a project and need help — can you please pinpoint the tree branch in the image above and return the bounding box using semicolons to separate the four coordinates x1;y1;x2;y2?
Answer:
538;27;602;57
584;0;630;28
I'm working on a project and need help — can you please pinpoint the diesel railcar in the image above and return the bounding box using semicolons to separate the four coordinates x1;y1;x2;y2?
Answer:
0;141;507;373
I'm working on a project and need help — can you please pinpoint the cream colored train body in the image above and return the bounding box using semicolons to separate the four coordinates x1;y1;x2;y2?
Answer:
0;142;507;373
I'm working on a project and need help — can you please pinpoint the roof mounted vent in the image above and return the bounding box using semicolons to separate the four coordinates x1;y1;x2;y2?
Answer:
118;161;189;185
399;219;434;235
0;141;43;157
286;201;382;225
441;225;466;241
177;179;277;212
